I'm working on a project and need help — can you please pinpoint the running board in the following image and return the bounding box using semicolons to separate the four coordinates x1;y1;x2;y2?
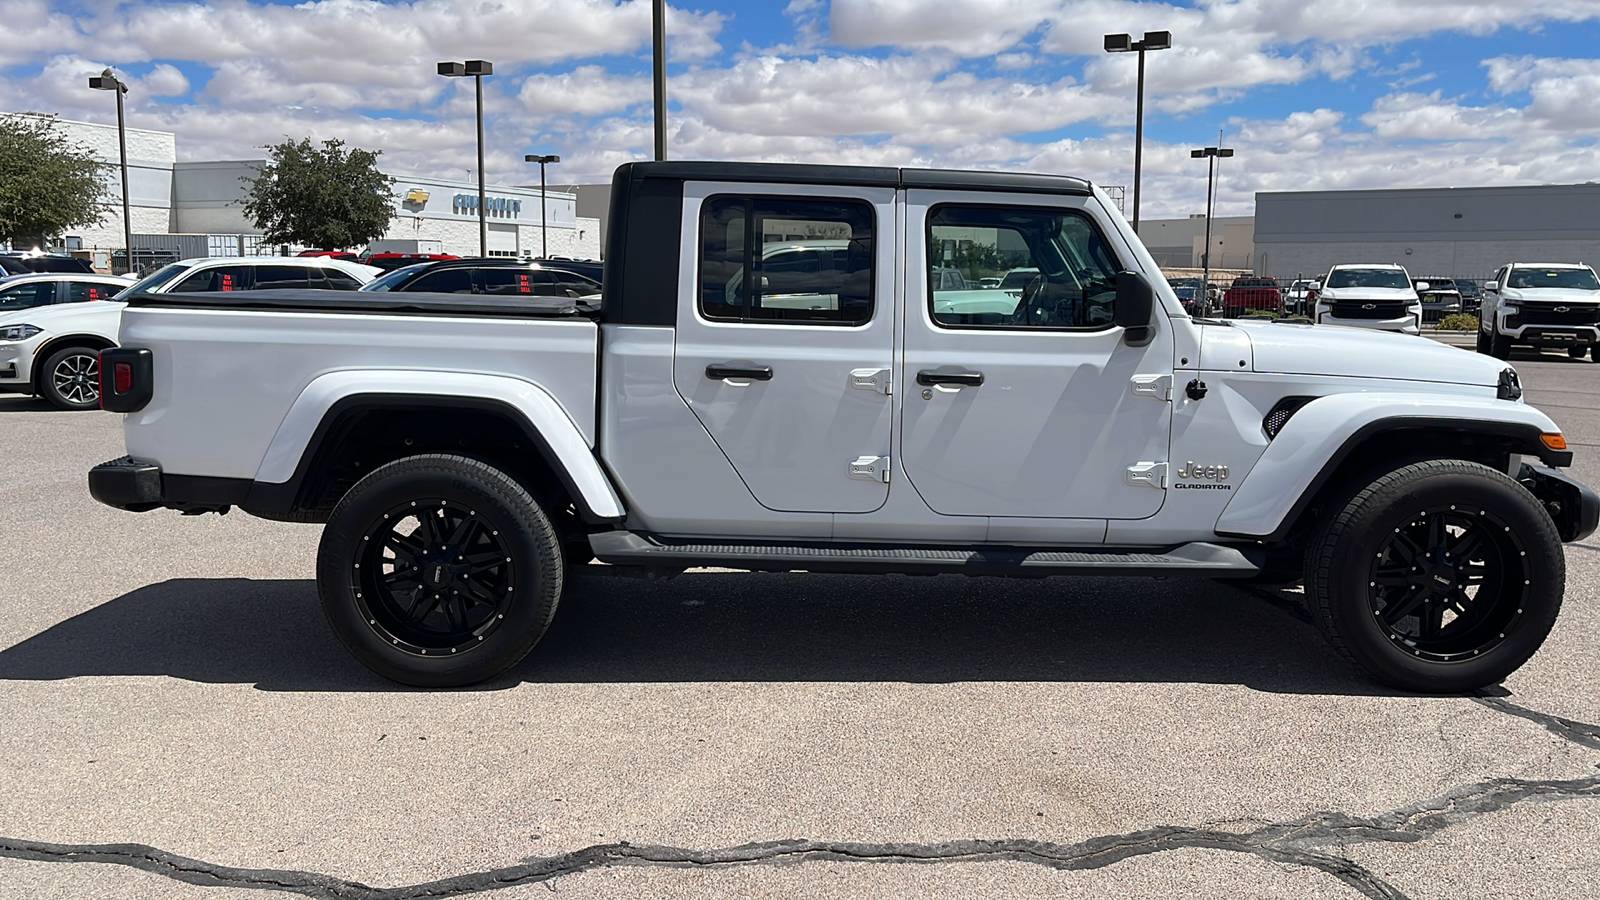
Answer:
587;531;1262;578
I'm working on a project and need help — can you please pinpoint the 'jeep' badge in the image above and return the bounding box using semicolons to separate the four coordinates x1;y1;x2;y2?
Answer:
1175;461;1232;490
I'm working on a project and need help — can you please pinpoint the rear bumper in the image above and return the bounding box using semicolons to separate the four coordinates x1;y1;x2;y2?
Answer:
88;456;164;512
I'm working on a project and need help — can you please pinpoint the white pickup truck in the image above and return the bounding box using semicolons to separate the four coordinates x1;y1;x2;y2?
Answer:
89;161;1597;692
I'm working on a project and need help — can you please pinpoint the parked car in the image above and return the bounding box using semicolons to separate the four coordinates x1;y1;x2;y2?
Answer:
1312;264;1422;334
0;298;123;410
530;257;603;285
362;252;459;272
126;255;382;293
1282;280;1316;315
929;266;973;291
1221;275;1281;317
361;259;601;297
297;250;362;263
0;273;129;313
1412;277;1463;322
1478;262;1600;361
0;253;96;276
88;159;1596;695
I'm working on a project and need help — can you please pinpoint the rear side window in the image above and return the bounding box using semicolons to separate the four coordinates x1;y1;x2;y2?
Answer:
480;268;547;295
66;282;113;303
170;265;250;292
252;265;310;290
321;268;364;290
927;204;1122;330
403;268;473;293
699;195;874;324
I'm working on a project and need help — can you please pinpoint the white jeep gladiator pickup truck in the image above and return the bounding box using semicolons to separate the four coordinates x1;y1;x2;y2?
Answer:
88;161;1598;692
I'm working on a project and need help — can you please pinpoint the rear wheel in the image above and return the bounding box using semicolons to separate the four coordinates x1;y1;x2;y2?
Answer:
316;454;563;687
1568;347;1587;359
39;345;101;410
1306;460;1563;693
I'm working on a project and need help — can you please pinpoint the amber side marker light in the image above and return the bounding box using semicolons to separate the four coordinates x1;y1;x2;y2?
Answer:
1542;433;1568;451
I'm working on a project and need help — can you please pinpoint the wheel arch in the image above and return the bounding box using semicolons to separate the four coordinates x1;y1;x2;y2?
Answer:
247;376;624;525
30;334;116;390
1217;396;1566;544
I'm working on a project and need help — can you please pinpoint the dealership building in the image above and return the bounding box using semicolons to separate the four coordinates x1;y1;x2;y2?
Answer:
12;114;599;262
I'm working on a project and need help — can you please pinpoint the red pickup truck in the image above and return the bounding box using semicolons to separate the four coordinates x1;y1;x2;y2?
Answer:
1221;275;1282;317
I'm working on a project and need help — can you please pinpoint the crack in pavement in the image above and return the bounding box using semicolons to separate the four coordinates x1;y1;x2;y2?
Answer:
5;769;1599;900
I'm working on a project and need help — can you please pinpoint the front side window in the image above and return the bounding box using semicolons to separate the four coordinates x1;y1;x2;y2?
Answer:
170;265;250;292
0;281;54;311
253;265;310;290
66;281;114;303
403;268;473;293
699;196;874;324
928;205;1121;329
321;269;364;290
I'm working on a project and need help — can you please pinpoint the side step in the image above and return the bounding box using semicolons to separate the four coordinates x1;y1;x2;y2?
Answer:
587;531;1262;578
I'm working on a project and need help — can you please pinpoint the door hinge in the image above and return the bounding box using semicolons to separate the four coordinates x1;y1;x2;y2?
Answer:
1130;374;1172;401
1126;461;1167;489
850;367;892;395
849;455;891;483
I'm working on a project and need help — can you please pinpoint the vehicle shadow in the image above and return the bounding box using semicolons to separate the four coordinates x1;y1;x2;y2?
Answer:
0;572;1393;695
0;396;56;413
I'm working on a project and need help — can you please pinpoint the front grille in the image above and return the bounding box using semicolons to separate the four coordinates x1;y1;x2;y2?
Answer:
1332;300;1407;319
1518;303;1600;327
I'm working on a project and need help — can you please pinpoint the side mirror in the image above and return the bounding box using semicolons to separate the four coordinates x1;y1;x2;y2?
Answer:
1308;281;1322;291
1485;281;1499;291
1415;281;1430;291
1115;271;1154;343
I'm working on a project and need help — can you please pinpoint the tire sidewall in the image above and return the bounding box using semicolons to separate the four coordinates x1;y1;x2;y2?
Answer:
317;455;562;687
1317;464;1564;692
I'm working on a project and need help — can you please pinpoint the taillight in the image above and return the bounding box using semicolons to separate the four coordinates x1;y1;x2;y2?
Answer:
99;348;153;412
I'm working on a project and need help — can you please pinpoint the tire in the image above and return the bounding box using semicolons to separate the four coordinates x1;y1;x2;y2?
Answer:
1475;323;1489;354
1592;344;1599;363
1306;460;1563;693
1568;347;1587;359
316;454;564;687
39;345;102;410
1488;330;1511;360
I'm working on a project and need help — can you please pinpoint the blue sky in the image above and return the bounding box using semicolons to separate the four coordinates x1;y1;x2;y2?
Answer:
4;0;1599;218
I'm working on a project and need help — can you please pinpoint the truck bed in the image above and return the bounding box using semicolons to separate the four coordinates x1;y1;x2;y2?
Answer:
117;289;600;481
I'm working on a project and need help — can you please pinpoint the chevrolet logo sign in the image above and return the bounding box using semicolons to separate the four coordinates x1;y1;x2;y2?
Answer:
1555;306;1570;313
405;188;431;204
1362;303;1377;310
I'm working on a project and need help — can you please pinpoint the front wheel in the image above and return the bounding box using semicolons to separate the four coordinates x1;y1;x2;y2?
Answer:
1488;330;1512;360
316;454;564;687
1568;346;1587;359
39;345;102;410
1306;460;1563;693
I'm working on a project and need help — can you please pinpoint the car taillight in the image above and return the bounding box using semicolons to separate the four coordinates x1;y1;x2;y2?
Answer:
99;347;153;412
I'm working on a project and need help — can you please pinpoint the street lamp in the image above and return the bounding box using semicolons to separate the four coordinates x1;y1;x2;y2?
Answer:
1191;144;1234;308
438;59;493;257
88;67;132;273
1103;30;1172;234
524;154;560;259
652;0;667;160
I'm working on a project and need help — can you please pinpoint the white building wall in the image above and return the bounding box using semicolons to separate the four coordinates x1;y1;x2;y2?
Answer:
13;114;178;251
1257;240;1600;283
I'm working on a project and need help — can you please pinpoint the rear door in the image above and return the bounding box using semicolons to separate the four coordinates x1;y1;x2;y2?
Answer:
671;183;896;514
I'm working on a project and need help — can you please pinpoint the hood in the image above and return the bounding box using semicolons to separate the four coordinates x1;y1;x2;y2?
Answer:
1229;320;1506;387
0;300;125;329
1501;287;1600;305
1320;286;1417;301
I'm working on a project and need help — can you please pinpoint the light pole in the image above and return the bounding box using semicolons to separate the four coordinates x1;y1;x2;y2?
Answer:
1191;144;1234;309
438;59;493;257
88;68;132;273
1103;31;1171;235
524;154;560;259
652;0;667;160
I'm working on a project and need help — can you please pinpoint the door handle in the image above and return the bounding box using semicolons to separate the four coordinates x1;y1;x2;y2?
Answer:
706;364;774;381
916;369;984;387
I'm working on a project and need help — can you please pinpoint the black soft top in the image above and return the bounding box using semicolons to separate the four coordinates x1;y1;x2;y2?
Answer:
124;289;601;319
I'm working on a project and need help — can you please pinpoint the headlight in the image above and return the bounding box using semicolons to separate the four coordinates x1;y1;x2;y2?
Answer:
1501;304;1519;315
0;324;41;342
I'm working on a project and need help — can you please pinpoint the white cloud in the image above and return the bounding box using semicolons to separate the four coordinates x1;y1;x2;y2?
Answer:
829;0;1056;56
517;66;650;117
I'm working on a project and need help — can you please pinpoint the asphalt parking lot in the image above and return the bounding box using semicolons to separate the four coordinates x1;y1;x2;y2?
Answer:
2;338;1598;899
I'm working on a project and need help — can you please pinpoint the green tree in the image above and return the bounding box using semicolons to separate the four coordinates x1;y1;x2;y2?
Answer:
0;113;109;247
241;137;396;249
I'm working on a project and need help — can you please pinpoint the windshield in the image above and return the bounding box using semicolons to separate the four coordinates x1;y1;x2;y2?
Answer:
360;263;432;292
1326;268;1411;290
115;262;191;298
1507;268;1600;290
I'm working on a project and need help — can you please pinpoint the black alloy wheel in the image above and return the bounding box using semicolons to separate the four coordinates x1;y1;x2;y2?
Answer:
41;346;101;410
317;454;563;686
1365;505;1526;663
1308;459;1563;693
354;498;516;656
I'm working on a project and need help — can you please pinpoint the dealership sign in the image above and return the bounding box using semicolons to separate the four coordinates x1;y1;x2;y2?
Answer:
453;194;522;217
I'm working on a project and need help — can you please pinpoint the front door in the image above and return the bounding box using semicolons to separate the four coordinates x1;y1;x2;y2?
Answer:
898;190;1174;520
671;183;897;514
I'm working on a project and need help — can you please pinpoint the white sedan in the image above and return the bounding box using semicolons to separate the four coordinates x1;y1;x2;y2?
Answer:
0;299;124;410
